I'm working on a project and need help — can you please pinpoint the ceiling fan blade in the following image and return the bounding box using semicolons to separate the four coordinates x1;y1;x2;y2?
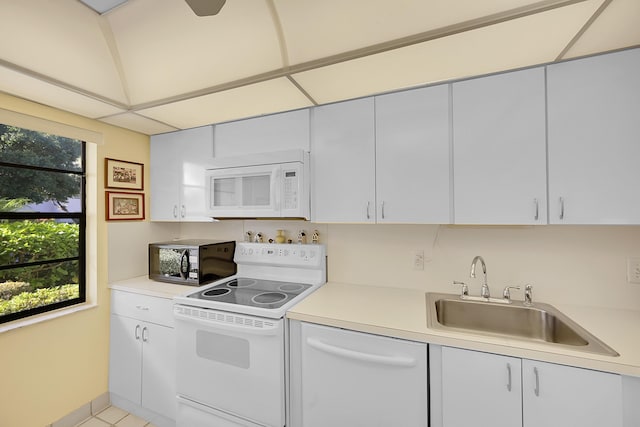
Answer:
185;0;226;16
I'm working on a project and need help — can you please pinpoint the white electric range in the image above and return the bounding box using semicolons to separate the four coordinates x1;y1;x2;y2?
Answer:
173;242;326;427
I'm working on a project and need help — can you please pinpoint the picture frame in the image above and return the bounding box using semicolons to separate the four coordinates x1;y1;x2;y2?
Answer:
106;191;145;221
105;158;144;190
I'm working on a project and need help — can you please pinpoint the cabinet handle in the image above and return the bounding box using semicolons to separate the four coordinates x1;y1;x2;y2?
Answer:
533;366;540;397
381;201;385;219
181;204;186;218
306;337;417;367
173;205;178;219
142;326;149;343
135;305;149;311
506;363;512;392
534;198;539;221
366;201;371;220
134;324;141;340
559;197;565;220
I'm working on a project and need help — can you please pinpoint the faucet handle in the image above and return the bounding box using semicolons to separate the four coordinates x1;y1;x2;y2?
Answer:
502;285;521;302
524;284;533;305
453;281;469;297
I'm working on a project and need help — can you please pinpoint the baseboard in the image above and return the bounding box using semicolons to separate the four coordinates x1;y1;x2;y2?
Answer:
48;392;110;427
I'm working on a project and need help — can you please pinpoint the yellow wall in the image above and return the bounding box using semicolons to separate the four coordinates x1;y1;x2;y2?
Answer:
0;92;150;427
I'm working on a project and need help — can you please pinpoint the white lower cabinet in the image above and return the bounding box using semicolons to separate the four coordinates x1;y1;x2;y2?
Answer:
289;321;429;427
109;290;176;425
431;345;623;427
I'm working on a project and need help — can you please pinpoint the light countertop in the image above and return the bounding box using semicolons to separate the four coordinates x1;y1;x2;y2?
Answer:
109;275;193;299
286;281;640;377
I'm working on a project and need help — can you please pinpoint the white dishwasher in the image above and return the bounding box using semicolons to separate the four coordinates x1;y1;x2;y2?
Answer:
289;321;428;427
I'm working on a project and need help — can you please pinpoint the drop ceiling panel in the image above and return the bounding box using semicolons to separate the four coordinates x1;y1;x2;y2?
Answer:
0;0;128;104
0;65;125;119
292;0;602;104
136;78;313;129
562;0;640;58
99;112;178;135
107;0;284;105
276;0;577;65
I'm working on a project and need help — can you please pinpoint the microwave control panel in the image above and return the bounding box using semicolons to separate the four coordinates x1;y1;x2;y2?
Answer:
283;168;299;210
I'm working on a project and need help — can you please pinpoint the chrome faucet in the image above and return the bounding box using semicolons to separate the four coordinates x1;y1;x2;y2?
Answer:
470;255;490;299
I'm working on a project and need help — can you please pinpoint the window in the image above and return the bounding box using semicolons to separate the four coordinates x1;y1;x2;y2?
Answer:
0;124;85;324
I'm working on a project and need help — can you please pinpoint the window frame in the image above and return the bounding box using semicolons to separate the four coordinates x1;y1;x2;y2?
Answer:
0;139;86;324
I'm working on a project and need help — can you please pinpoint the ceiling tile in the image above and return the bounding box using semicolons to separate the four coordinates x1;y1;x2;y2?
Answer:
108;0;284;105
292;0;603;104
562;0;640;58
135;77;313;129
276;0;569;65
0;65;126;119
99;112;178;135
0;0;129;104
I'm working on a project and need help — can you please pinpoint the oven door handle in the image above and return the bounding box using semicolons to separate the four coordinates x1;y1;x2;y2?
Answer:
174;311;281;336
306;337;417;367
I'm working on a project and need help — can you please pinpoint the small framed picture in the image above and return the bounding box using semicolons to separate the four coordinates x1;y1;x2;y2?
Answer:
106;191;145;221
105;158;144;190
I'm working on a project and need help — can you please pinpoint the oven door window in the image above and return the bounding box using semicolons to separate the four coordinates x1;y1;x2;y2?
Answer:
196;330;249;369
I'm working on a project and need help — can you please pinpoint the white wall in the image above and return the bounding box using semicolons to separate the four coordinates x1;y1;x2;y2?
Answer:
123;222;640;311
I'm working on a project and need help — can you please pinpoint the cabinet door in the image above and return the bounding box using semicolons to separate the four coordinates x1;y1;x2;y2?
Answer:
151;126;213;221
452;67;547;224
547;48;640;224
311;98;376;222
178;126;214;221
441;347;522;427
299;323;428;427
522;359;622;427
109;314;142;404
150;132;181;221
213;109;310;157
375;85;451;223
141;323;177;421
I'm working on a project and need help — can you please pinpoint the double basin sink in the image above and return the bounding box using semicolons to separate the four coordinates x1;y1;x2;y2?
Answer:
426;292;619;357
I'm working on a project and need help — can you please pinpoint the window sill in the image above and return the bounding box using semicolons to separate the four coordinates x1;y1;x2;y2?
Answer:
0;302;98;334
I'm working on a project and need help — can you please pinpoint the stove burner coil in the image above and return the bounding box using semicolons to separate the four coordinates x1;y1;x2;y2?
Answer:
201;288;231;298
252;292;288;305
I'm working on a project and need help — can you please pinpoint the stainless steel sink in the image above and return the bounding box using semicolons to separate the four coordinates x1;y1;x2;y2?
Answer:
426;292;619;356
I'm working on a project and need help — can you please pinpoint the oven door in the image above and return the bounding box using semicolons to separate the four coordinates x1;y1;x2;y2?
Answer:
174;305;285;427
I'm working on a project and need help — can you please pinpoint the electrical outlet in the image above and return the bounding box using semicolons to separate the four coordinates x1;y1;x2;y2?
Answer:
413;250;424;271
627;257;640;284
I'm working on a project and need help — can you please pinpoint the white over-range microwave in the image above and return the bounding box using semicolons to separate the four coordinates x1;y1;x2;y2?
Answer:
205;149;310;219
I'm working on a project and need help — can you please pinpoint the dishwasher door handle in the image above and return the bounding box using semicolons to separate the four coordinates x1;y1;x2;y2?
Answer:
306;337;417;367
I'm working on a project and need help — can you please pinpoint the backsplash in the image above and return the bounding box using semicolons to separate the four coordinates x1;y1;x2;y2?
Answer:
108;221;640;311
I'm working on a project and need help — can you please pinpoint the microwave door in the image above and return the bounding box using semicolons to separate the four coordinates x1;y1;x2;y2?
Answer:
206;165;280;218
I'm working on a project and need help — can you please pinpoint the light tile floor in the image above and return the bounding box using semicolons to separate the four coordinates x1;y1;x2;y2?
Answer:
76;406;157;427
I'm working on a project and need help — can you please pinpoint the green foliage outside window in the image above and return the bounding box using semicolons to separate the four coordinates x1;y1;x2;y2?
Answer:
0;123;85;322
0;220;80;287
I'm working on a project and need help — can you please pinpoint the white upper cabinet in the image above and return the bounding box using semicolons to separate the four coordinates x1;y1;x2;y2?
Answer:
375;85;451;223
547;48;640;224
311;97;376;223
452;67;547;225
150;125;214;221
213;109;310;157
311;86;451;223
